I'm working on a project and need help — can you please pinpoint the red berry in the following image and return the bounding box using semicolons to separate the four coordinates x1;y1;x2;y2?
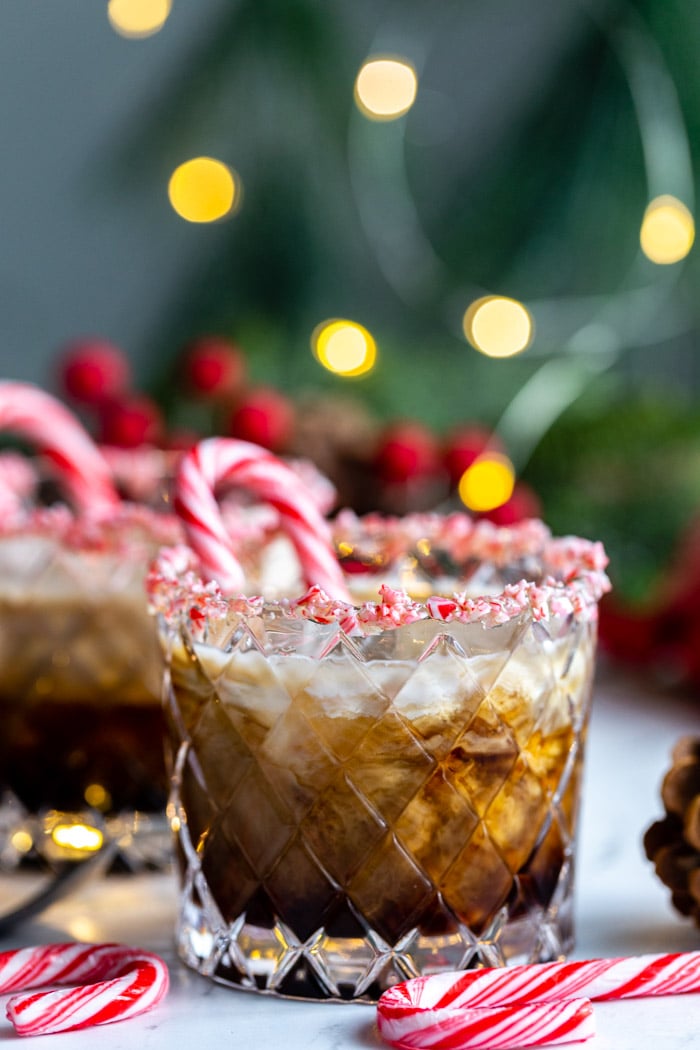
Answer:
98;395;164;448
598;598;659;667
374;422;441;484
654;614;700;688
59;338;131;406
227;386;295;452
482;481;541;525
181;337;246;399
442;425;502;485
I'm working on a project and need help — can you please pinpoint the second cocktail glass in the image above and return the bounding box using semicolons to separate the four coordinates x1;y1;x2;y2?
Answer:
0;382;180;868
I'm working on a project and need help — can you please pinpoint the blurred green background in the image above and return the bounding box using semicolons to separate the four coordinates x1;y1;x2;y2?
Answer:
1;0;700;608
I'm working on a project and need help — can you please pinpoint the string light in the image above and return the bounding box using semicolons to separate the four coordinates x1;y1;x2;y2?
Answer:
463;296;533;358
354;58;418;121
51;823;104;853
640;195;695;264
312;319;377;376
107;0;171;39
458;454;515;512
168;158;239;223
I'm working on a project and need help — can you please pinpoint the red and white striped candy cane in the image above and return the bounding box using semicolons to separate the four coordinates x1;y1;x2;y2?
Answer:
0;451;38;523
175;437;351;600
1;941;169;1037
0;381;119;518
377;950;700;1050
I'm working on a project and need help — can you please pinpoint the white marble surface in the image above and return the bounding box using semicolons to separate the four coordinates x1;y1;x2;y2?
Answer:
1;666;699;1048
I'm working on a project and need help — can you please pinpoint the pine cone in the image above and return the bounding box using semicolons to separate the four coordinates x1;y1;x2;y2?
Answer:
643;736;700;928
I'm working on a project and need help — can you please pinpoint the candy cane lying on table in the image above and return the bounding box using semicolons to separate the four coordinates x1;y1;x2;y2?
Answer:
0;381;120;517
377;950;700;1050
175;437;351;600
1;942;169;1036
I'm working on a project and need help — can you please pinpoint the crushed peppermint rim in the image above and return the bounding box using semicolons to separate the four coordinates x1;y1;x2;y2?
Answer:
0;501;182;553
147;513;611;635
331;509;554;566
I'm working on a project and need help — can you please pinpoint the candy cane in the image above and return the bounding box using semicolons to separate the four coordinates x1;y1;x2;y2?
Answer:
174;437;351;600
377;950;700;1050
0;451;38;523
0;381;119;517
1;942;168;1037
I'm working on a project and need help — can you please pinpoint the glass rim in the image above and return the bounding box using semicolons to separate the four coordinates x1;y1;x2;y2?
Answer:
148;513;611;635
0;501;182;553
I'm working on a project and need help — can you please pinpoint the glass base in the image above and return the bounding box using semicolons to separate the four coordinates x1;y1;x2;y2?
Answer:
175;865;575;1002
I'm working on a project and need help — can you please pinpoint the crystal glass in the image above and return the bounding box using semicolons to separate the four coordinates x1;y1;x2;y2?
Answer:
0;507;180;870
154;519;609;1000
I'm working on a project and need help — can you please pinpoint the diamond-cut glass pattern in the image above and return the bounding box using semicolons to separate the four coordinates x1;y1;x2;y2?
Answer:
446;698;519;816
345;710;435;824
189;696;252;807
223;767;295;875
302;773;386;884
259;707;336;822
295;648;390;761
264;836;341;942
199;824;259;923
166;611;598;1000
395;770;479;882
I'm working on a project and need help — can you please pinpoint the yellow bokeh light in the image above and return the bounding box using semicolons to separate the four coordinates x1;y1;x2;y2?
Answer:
108;0;171;39
640;195;695;264
463;296;534;358
458;455;515;512
84;783;111;810
354;58;418;120
10;830;34;854
312;319;377;377
168;157;238;224
66;917;102;943
51;823;104;853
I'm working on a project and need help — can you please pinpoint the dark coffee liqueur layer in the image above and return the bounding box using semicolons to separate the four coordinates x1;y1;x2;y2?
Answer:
0;597;166;813
0;696;167;812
